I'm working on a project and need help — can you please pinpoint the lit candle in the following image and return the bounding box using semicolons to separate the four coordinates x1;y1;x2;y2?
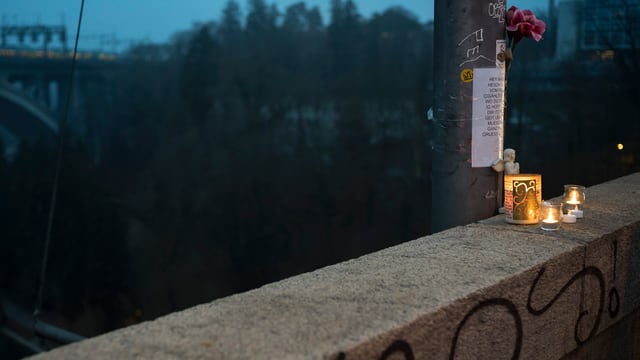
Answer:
565;192;583;218
566;190;580;205
504;174;542;225
540;201;562;231
563;185;586;218
543;209;559;224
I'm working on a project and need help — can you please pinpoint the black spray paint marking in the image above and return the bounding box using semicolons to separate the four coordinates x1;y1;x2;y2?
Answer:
527;266;605;345
336;339;415;360
450;298;522;360
378;340;415;360
609;239;620;318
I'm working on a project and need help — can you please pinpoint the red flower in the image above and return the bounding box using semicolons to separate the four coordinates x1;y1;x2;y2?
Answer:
506;6;546;43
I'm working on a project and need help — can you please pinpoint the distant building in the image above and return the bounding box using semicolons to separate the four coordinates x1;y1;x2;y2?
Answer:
555;0;580;60
581;0;640;50
554;0;640;60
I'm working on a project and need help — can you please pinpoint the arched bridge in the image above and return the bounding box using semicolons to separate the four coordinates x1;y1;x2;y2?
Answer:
0;46;121;152
0;80;59;140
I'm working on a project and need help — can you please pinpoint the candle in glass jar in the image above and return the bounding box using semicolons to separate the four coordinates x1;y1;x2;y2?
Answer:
543;208;559;224
566;190;580;205
540;201;562;231
563;185;586;218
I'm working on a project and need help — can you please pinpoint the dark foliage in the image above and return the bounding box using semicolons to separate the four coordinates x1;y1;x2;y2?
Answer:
2;1;433;334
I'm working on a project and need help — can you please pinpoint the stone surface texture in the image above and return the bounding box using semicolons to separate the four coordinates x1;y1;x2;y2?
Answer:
30;173;640;359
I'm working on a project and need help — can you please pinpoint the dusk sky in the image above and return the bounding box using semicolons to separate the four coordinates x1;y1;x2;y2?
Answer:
3;0;548;50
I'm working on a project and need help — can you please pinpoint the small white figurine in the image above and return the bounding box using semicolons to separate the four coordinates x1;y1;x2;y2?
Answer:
492;148;520;174
503;148;520;174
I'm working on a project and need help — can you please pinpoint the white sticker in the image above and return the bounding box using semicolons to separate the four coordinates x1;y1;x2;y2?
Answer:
496;40;506;69
472;68;505;168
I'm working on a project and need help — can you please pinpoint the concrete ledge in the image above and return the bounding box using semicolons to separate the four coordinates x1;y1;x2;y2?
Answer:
31;173;640;359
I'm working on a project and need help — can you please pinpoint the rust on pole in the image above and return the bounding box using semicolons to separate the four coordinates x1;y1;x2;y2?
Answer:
432;0;506;232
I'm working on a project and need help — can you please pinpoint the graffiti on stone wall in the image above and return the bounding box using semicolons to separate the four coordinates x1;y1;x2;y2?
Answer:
335;249;623;360
337;339;415;360
526;266;605;345
449;298;522;360
609;239;620;318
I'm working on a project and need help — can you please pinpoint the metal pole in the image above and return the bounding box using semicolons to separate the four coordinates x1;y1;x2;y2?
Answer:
432;0;506;232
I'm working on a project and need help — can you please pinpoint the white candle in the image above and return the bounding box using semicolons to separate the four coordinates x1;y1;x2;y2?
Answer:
563;214;577;223
570;209;584;218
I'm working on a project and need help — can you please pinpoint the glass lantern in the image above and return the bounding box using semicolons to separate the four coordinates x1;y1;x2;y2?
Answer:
562;185;586;218
540;201;562;231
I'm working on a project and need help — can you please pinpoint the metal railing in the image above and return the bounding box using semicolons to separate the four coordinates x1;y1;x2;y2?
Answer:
0;296;86;354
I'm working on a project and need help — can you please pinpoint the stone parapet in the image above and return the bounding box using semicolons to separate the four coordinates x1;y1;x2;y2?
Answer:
30;173;640;359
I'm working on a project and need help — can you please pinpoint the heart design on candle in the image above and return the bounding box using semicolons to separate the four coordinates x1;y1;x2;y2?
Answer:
504;174;542;224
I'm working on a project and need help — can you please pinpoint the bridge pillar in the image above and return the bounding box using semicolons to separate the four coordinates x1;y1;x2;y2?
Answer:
0;48;117;161
7;74;55;114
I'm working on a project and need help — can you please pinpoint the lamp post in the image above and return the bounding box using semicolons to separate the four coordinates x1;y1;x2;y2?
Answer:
432;0;506;232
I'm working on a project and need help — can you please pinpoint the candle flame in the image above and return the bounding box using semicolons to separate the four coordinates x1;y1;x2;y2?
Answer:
546;210;555;222
570;190;579;203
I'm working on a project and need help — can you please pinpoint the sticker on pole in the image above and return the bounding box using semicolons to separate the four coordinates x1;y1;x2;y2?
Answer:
460;69;473;83
472;68;505;168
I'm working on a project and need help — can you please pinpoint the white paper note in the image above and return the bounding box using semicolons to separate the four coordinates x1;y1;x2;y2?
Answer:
472;67;505;168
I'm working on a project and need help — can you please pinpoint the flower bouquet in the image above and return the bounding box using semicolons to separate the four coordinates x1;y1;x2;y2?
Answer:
502;6;546;71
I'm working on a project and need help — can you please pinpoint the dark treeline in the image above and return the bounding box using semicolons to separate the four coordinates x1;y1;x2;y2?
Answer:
1;0;638;339
1;0;434;335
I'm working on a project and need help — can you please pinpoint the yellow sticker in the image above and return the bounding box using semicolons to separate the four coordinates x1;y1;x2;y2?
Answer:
460;69;473;83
